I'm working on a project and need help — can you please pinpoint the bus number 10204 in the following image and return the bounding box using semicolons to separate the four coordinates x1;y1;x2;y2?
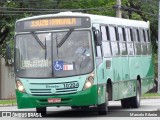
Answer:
63;82;79;89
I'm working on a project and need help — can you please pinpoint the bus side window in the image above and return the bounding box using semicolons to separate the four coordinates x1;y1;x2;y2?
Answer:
100;26;111;57
138;29;146;55
101;26;108;41
125;28;134;55
141;29;147;55
132;28;141;55
145;30;151;54
109;26;119;56
138;29;144;55
118;27;127;55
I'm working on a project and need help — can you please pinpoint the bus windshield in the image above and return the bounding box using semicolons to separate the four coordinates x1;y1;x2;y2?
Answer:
15;30;94;78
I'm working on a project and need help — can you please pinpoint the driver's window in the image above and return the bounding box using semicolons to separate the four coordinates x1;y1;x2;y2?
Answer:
94;31;102;58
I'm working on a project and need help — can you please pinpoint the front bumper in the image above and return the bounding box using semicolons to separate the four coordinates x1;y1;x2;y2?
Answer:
16;85;98;109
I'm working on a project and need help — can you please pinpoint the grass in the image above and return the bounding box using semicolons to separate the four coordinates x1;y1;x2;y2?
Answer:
0;99;17;105
142;93;160;98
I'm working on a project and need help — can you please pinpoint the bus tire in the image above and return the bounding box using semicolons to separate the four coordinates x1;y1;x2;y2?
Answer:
98;102;108;115
71;106;80;109
130;81;141;108
36;107;46;116
81;106;89;111
121;98;130;108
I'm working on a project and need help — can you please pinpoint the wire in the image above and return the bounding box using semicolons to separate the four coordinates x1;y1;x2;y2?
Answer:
0;6;114;16
0;0;95;2
0;0;111;10
0;6;113;13
120;6;158;17
0;14;20;16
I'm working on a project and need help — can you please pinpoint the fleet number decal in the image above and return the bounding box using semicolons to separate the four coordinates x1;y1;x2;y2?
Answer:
63;82;79;89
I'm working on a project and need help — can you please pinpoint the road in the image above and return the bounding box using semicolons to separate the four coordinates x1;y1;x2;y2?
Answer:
0;99;159;120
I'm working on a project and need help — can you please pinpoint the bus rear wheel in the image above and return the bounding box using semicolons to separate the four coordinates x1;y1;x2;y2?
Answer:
121;98;130;108
130;81;141;108
36;107;46;116
121;80;141;108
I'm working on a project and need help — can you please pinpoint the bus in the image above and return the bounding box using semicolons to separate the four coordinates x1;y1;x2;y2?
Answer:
14;12;155;115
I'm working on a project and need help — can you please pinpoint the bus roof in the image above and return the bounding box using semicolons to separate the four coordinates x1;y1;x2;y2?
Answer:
16;12;149;28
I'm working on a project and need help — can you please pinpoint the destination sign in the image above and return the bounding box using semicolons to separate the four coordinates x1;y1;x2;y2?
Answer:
16;17;91;32
30;18;77;28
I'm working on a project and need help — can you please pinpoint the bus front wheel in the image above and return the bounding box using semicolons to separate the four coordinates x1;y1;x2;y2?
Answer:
36;107;47;116
71;106;80;109
97;102;108;115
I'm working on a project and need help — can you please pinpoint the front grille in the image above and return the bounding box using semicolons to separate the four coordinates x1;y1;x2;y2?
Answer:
30;88;78;96
29;82;79;96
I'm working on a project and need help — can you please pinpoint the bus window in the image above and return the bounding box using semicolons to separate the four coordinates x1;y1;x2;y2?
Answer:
101;26;111;57
118;27;127;55
147;43;152;55
138;29;147;55
139;29;145;42
132;28;141;55
102;41;111;57
109;26;119;56
125;28;134;55
131;28;138;41
141;29;147;55
101;26;108;41
147;30;151;42
144;30;149;42
145;30;151;54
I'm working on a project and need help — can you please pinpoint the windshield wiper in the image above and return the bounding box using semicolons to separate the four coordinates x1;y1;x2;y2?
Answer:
57;28;74;48
45;37;47;59
31;32;46;49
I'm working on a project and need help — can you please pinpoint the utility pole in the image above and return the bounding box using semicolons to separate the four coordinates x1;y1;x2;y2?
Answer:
158;0;160;94
116;0;122;18
0;58;1;99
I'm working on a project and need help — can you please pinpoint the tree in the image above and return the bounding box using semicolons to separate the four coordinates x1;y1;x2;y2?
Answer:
0;0;158;65
122;0;158;52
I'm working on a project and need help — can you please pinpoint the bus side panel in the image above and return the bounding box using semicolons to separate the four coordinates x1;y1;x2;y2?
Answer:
96;61;107;105
111;57;121;100
141;56;154;94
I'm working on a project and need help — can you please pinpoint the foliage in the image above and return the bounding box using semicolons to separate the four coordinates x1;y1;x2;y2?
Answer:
121;0;158;78
0;0;116;61
0;0;159;70
0;0;31;63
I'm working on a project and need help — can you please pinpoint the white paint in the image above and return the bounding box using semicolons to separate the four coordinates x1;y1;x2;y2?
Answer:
16;12;149;29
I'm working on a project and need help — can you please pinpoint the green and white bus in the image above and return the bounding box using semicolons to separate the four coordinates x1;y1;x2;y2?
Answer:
14;12;154;115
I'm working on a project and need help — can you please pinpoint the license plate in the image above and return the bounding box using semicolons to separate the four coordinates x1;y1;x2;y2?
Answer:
48;98;61;103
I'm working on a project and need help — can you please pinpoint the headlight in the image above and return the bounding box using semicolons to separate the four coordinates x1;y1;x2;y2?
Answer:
16;80;26;93
83;73;94;90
